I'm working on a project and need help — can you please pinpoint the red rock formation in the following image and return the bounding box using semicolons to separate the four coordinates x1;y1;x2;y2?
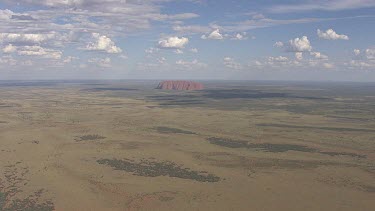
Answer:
156;81;204;90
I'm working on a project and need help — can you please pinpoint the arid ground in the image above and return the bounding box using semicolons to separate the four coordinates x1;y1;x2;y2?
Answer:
0;80;374;211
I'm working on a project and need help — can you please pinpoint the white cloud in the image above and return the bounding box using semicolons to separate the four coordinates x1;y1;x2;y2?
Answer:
350;47;375;59
173;25;211;34
354;49;361;56
288;36;312;52
223;57;243;70
0;9;14;20
252;56;294;69
157;57;166;64
17;0;84;7
20;60;33;66
223;57;233;62
251;13;265;19
86;33;122;54
348;47;375;69
17;46;62;59
119;54;128;59
63;56;78;63
2;44;16;53
201;29;224;40
202;29;249;40
251;54;338;70
0;33;55;44
174;49;184;54
310;52;328;59
274;41;284;47
365;48;375;60
145;47;159;54
158;36;189;49
317;29;349;40
269;56;289;62
190;48;198;53
0;56;17;65
232;32;248;40
176;59;207;69
88;57;112;68
349;60;375;69
268;0;375;13
323;63;335;69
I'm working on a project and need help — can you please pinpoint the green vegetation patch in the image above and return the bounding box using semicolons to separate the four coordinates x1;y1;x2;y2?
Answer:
361;185;375;193
0;189;54;211
155;127;196;135
257;123;375;133
0;191;6;209
207;137;366;158
320;151;366;159
207;137;317;153
194;152;342;170
97;158;220;182
75;134;106;142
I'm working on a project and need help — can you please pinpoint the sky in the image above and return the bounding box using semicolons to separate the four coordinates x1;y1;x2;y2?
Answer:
0;0;375;81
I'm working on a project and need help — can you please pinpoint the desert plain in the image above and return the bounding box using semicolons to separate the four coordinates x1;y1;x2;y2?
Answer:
0;80;374;211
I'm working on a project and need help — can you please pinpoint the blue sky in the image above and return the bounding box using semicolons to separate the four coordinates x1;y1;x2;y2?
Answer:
0;0;374;81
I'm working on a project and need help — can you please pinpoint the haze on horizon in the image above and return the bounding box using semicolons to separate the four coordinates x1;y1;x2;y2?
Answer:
0;0;375;81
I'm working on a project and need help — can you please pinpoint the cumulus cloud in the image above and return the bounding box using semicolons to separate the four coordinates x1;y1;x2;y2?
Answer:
88;57;112;68
354;49;361;56
251;56;296;69
365;48;375;60
176;59;207;69
201;29;249;40
0;33;55;44
274;41;284;47
86;33;122;54
157;57;166;64
158;36;189;49
0;9;14;20
349;60;375;69
295;52;303;61
201;29;224;40
310;52;328;59
351;48;375;59
63;56;78;63
2;44;16;53
190;48;198;53
251;54;337;70
0;56;17;65
17;46;62;59
323;63;335;69
269;56;289;62
268;0;375;13
348;47;375;69
288;36;312;52
145;47;159;54
251;13;266;19
231;32;248;40
173;25;211;34
174;49;184;54
223;57;243;70
317;29;349;40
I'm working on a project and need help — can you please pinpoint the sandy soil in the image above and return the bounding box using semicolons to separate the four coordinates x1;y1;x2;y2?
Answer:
0;82;374;210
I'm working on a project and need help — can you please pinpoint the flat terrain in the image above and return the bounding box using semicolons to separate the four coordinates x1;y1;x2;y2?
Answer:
0;80;374;211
